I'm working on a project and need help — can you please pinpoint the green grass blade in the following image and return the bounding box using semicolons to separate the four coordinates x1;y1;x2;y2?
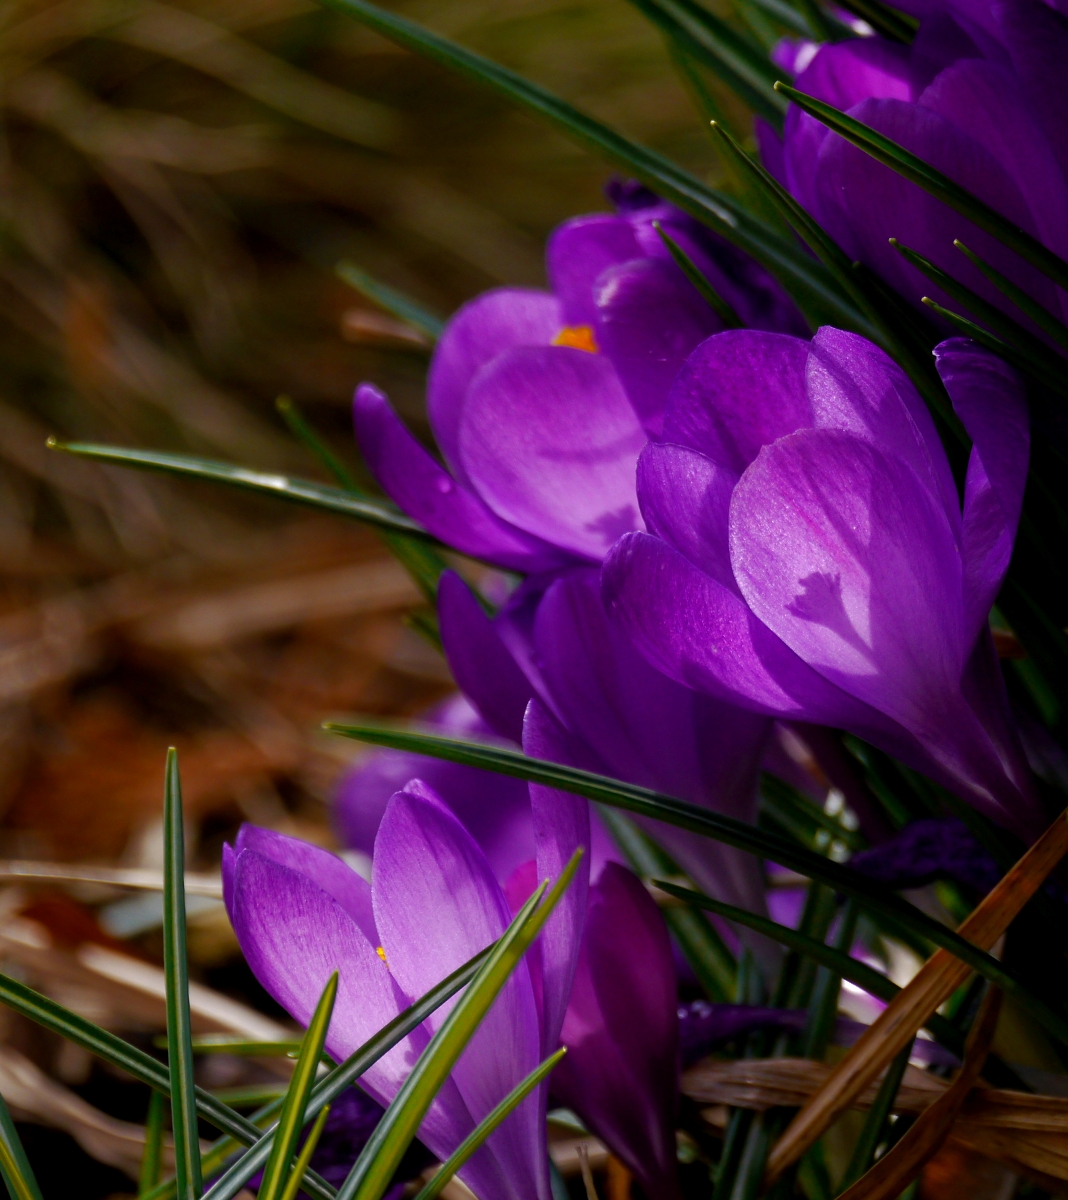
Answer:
259;974;339;1200
276;397;361;491
140;1091;167;1197
198;948;491;1200
802;900;858;1060
596;805;736;1001
921;296;1068;398
47;441;442;547
279;1105;332;1200
654;881;961;1054
337;851;583;1200
320;719;1061;1033
829;0;916;41
839;1042;911;1189
626;0;788;126
413;1049;567;1200
163;749;203;1200
954;240;1068;356
336;262;445;343
313;0;865;331
889;239;1068;397
0;1089;43;1200
776;82;1068;292
654;221;742;327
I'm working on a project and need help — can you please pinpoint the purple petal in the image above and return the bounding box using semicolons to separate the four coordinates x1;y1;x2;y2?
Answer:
678;1001;807;1066
438;571;534;743
234;825;377;945
546;215;643;326
353;384;569;573
595;258;723;438
934;339;1029;645
522;698;591;1056
458;346;646;561
662;330;812;473
636;442;739;592
729;427;967;728
427;288;563;485
333;694;536;885
807;327;960;530
372;782;548;1200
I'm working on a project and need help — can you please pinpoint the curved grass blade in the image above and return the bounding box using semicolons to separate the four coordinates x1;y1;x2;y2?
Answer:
338;851;582;1200
653;221;742;328
889;239;1068;397
954;240;1068;356
276;396;362;492
776;82;1068;293
321;719;1068;1041
47;441;442;546
279;1106;332;1200
802;900;859;1060
197;947;490;1200
0;1090;43;1200
626;0;787;126
839;1044;912;1190
163;749;203;1200
413;1049;567;1200
336;262;445;343
259;974;339;1200
830;0;916;41
140;1091;167;1197
313;0;864;331
597;805;736;1001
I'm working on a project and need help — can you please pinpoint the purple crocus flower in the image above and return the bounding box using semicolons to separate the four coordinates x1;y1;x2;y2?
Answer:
764;0;1068;337
223;776;589;1200
602;326;1043;839
352;190;805;572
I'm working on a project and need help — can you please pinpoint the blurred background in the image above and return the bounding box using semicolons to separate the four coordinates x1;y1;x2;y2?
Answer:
0;0;741;1192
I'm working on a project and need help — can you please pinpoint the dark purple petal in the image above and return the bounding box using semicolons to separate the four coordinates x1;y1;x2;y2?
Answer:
729;427;966;728
849;815;1004;894
372;782;548;1200
438;571;534;743
934;339;1029;645
333;694;536;884
546;215;643;326
427;288;563;485
595;258;723;438
353;384;569;573
662;330;812;473
678;1002;807;1065
458;346;645;561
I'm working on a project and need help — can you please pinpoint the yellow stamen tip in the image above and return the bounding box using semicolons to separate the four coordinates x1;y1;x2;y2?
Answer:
376;945;389;966
552;325;598;353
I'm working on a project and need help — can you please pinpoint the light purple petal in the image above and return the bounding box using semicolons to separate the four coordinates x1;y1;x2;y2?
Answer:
594;259;723;438
353;383;569;573
729;427;967;731
636;442;739;593
458;346;646;561
934;338;1029;645
807;327;960;530
438;571;534;743
546;215;643;326
372;782;548;1200
662;330;812;473
522;698;591;1056
427;288;563;485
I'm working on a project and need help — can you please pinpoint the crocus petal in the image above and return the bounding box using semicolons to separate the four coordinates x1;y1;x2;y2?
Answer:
438;571;534;743
459;346;646;561
662;330;812;473
934;339;1029;645
522;698;592;1056
729;427;966;731
636;441;739;592
594;258;723;438
333;694;536;884
807;327;960;530
427;288;563;484
372;782;547;1200
234;825;377;945
353;384;568;573
546;215;643;326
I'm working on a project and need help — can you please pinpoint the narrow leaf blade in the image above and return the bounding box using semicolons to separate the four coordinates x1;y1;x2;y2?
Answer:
0;1090;43;1200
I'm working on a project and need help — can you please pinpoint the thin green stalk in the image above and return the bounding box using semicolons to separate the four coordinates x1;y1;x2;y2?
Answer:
335;262;445;343
279;1106;332;1200
803;901;859;1060
276;397;361;490
140;1091;167;1197
0;1090;43;1200
654;221;742;327
954;240;1068;355
163;749;203;1200
838;1043;912;1190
